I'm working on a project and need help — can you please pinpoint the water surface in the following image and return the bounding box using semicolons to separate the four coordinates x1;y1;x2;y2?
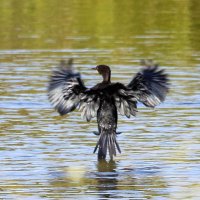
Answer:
0;1;200;199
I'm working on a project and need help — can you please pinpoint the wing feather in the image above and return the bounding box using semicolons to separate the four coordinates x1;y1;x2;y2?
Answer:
128;60;169;107
79;94;100;121
105;84;138;118
48;59;100;120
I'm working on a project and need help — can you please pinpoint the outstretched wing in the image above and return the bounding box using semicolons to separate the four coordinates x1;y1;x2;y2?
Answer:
127;60;169;107
48;59;100;121
48;59;85;115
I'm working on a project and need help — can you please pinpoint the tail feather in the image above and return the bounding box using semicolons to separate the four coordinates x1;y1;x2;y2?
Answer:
115;139;121;154
108;134;116;158
94;131;121;160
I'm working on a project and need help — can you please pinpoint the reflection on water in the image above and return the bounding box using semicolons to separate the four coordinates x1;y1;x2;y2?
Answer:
95;160;119;198
40;160;169;199
0;0;200;199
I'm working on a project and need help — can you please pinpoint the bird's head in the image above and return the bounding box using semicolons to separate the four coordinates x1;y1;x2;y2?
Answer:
92;65;111;83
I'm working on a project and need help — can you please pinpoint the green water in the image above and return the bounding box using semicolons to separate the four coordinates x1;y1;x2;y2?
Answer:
0;1;200;199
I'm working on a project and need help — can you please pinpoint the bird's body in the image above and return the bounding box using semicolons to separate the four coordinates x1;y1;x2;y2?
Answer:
48;59;169;160
96;90;118;160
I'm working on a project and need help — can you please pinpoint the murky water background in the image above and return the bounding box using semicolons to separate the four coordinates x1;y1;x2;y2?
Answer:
0;1;200;199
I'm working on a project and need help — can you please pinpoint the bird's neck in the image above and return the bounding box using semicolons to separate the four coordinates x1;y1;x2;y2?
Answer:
102;71;111;83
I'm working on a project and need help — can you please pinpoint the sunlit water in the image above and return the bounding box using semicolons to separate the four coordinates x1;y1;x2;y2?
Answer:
0;1;200;200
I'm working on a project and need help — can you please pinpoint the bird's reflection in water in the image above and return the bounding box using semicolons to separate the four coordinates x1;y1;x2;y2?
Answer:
47;160;169;199
97;159;117;172
95;159;119;198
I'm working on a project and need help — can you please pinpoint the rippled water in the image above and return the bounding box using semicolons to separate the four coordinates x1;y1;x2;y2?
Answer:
1;1;200;200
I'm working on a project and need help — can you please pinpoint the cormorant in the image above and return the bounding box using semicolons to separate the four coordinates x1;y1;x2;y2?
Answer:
48;59;169;160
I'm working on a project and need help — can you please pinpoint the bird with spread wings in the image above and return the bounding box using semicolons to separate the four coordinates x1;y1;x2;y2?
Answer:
48;59;169;160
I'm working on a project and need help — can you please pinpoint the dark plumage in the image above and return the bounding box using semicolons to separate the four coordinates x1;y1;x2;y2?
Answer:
48;59;169;160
